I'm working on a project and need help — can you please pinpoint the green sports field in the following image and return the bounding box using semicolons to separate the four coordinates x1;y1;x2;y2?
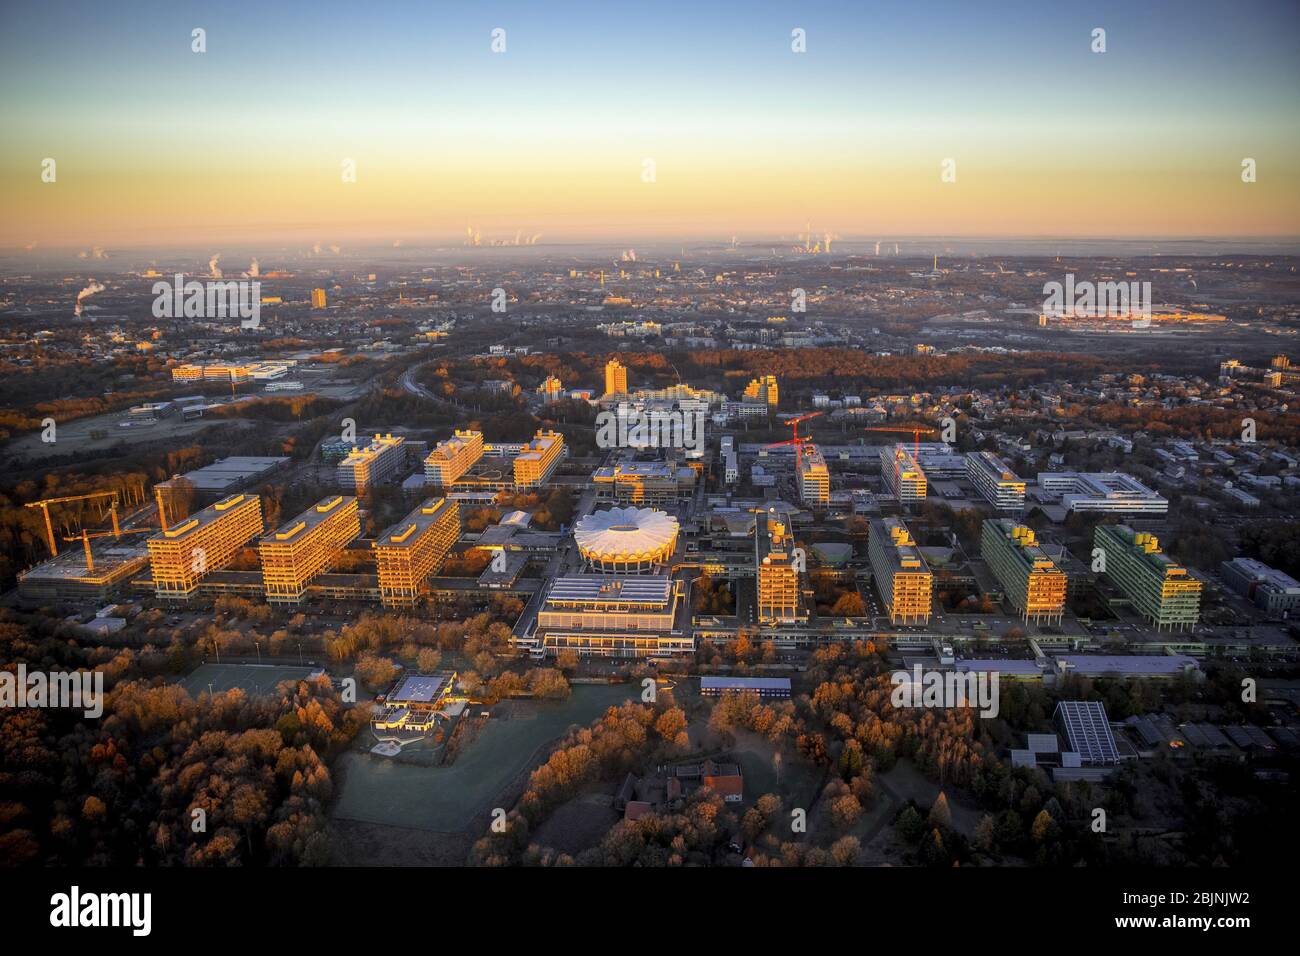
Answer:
180;662;321;697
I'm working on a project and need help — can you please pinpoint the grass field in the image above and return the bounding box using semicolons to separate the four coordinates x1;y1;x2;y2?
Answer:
180;662;320;697
331;682;631;833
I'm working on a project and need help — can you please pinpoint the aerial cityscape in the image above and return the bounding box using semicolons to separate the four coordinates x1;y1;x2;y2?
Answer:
0;0;1296;934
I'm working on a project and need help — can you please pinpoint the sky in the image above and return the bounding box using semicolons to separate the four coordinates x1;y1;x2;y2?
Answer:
1;0;1298;248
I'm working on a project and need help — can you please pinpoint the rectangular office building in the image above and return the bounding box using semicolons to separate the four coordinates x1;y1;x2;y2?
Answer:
981;519;1067;624
1038;472;1167;515
147;494;264;600
967;451;1026;513
337;434;407;494
1094;524;1201;630
798;444;831;507
880;445;927;503
530;574;692;659
424;430;485;487
258;495;360;604
869;517;933;624
513;430;565;489
373;498;460;607
755;509;806;624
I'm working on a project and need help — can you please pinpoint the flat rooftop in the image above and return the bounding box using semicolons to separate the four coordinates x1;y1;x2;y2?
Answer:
871;517;930;573
700;676;792;692
546;574;674;607
426;432;482;462
342;435;404;465
955;659;1045;675
1055;654;1200;675
386;671;456;704
374;498;456;550
160;456;289;492
517;433;560;463
261;496;356;544
151;493;259;542
19;541;149;583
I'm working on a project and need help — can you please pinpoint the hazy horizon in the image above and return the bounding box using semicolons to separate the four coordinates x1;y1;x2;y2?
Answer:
3;0;1298;248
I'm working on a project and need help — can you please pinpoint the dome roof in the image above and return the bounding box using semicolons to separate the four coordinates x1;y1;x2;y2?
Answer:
574;506;679;561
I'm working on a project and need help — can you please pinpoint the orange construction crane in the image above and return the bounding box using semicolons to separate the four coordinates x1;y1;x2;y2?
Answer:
863;424;939;461
766;411;825;472
24;491;122;558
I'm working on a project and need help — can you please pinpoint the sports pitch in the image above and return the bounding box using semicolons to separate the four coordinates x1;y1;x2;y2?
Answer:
180;662;320;697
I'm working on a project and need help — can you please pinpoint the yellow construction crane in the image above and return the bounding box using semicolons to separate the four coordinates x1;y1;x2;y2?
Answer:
24;491;123;558
63;527;152;573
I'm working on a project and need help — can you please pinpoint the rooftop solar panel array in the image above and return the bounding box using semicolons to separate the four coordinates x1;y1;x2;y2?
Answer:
1054;700;1120;765
546;574;673;606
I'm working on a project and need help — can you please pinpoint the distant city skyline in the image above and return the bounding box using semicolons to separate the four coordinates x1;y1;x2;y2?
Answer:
2;0;1298;247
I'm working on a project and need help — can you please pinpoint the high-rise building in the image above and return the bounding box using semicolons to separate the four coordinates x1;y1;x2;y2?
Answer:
981;519;1067;624
310;288;327;309
258;495;360;604
742;374;779;407
868;517;932;624
755;509;805;624
1094;524;1201;630
798;443;831;506
373;498;460;607
538;375;564;402
880;445;927;503
337;434;406;494
604;358;628;397
147;493;264;600
424;430;484;487
968;451;1027;513
513;430;565;489
720;435;738;484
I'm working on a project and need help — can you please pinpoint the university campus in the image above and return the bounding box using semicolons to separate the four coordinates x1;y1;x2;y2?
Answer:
0;0;1296;935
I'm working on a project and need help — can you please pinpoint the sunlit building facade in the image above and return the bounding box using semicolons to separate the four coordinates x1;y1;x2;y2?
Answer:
742;374;779;407
258;495;360;604
338;434;406;494
981;519;1066;624
528;574;692;659
880;445;927;503
592;461;695;505
868;517;932;624
756;508;805;624
424;430;485;487
147;493;264;600
513;430;565;489
604;359;629;397
798;444;831;507
967;451;1026;513
373;498;460;607
1094;524;1201;630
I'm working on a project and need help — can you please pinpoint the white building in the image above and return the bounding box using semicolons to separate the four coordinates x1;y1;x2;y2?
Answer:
967;450;1026;513
1035;471;1167;515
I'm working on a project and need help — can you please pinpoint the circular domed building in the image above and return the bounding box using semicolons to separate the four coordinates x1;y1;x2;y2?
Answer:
574;506;679;572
